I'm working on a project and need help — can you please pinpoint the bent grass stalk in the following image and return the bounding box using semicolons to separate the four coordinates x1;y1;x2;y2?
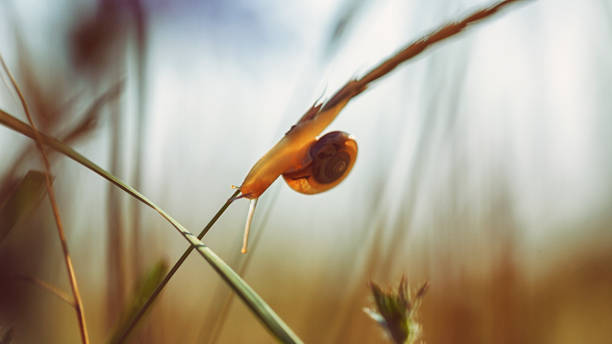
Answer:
0;56;90;344
0;0;528;342
17;274;75;307
0;111;302;343
305;0;527;115
204;185;281;344
111;189;240;343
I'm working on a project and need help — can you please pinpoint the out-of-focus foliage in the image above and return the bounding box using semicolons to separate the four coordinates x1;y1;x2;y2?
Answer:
0;327;13;344
1;0;611;343
0;171;48;244
108;260;168;344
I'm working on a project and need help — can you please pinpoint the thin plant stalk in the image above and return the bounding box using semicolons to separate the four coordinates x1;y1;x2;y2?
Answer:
204;186;280;344
127;0;148;279
17;274;74;307
312;0;526;116
112;189;240;343
0;56;90;344
0;1;528;341
106;69;127;330
0;111;302;343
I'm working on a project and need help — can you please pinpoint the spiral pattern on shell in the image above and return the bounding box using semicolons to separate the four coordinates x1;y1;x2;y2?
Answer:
281;130;357;195
312;150;350;184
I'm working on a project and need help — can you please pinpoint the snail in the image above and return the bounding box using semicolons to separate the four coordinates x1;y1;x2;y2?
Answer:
237;83;363;253
281;130;357;195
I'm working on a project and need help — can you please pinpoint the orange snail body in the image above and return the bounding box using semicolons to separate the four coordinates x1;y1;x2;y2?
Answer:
239;95;356;199
237;82;363;253
238;133;311;199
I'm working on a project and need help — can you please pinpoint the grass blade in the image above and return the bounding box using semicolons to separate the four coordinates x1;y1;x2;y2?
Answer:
16;274;74;306
108;260;168;343
0;170;48;243
112;189;240;343
0;109;303;343
1;56;90;344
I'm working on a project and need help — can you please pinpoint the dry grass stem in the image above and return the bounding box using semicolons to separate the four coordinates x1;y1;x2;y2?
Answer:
113;189;241;343
0;56;90;344
308;0;525;120
16;274;74;307
0;109;302;343
203;186;280;344
0;0;533;342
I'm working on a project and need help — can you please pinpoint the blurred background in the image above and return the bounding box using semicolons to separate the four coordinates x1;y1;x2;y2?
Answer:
1;0;612;342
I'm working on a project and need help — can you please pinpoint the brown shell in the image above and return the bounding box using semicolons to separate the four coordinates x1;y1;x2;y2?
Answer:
282;131;357;194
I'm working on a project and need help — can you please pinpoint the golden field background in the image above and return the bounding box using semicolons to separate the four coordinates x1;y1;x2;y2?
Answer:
1;0;611;343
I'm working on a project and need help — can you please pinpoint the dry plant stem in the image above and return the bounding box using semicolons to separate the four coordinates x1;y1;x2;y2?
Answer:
204;186;280;344
17;274;74;306
1;82;123;191
0;1;527;341
318;0;525;113
237;0;526;200
106;77;127;330
113;189;241;344
128;0;148;279
0;57;90;344
0;111;302;344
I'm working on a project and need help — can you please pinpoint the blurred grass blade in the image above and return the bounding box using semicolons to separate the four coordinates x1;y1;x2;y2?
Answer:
16;274;74;306
62;81;124;145
324;0;370;57
0;109;303;343
115;189;240;343
0;170;48;243
108;260;169;344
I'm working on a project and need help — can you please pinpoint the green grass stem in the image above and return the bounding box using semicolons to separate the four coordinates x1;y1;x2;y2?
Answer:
0;110;303;344
111;189;240;343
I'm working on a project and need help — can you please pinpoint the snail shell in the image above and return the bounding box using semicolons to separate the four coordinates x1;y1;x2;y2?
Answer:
282;131;357;194
239;97;352;199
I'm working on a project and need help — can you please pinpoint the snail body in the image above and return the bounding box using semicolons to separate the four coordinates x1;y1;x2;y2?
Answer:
239;95;355;199
237;82;362;253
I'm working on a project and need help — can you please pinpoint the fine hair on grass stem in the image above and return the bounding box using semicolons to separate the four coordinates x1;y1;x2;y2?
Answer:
111;189;240;343
0;56;91;344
